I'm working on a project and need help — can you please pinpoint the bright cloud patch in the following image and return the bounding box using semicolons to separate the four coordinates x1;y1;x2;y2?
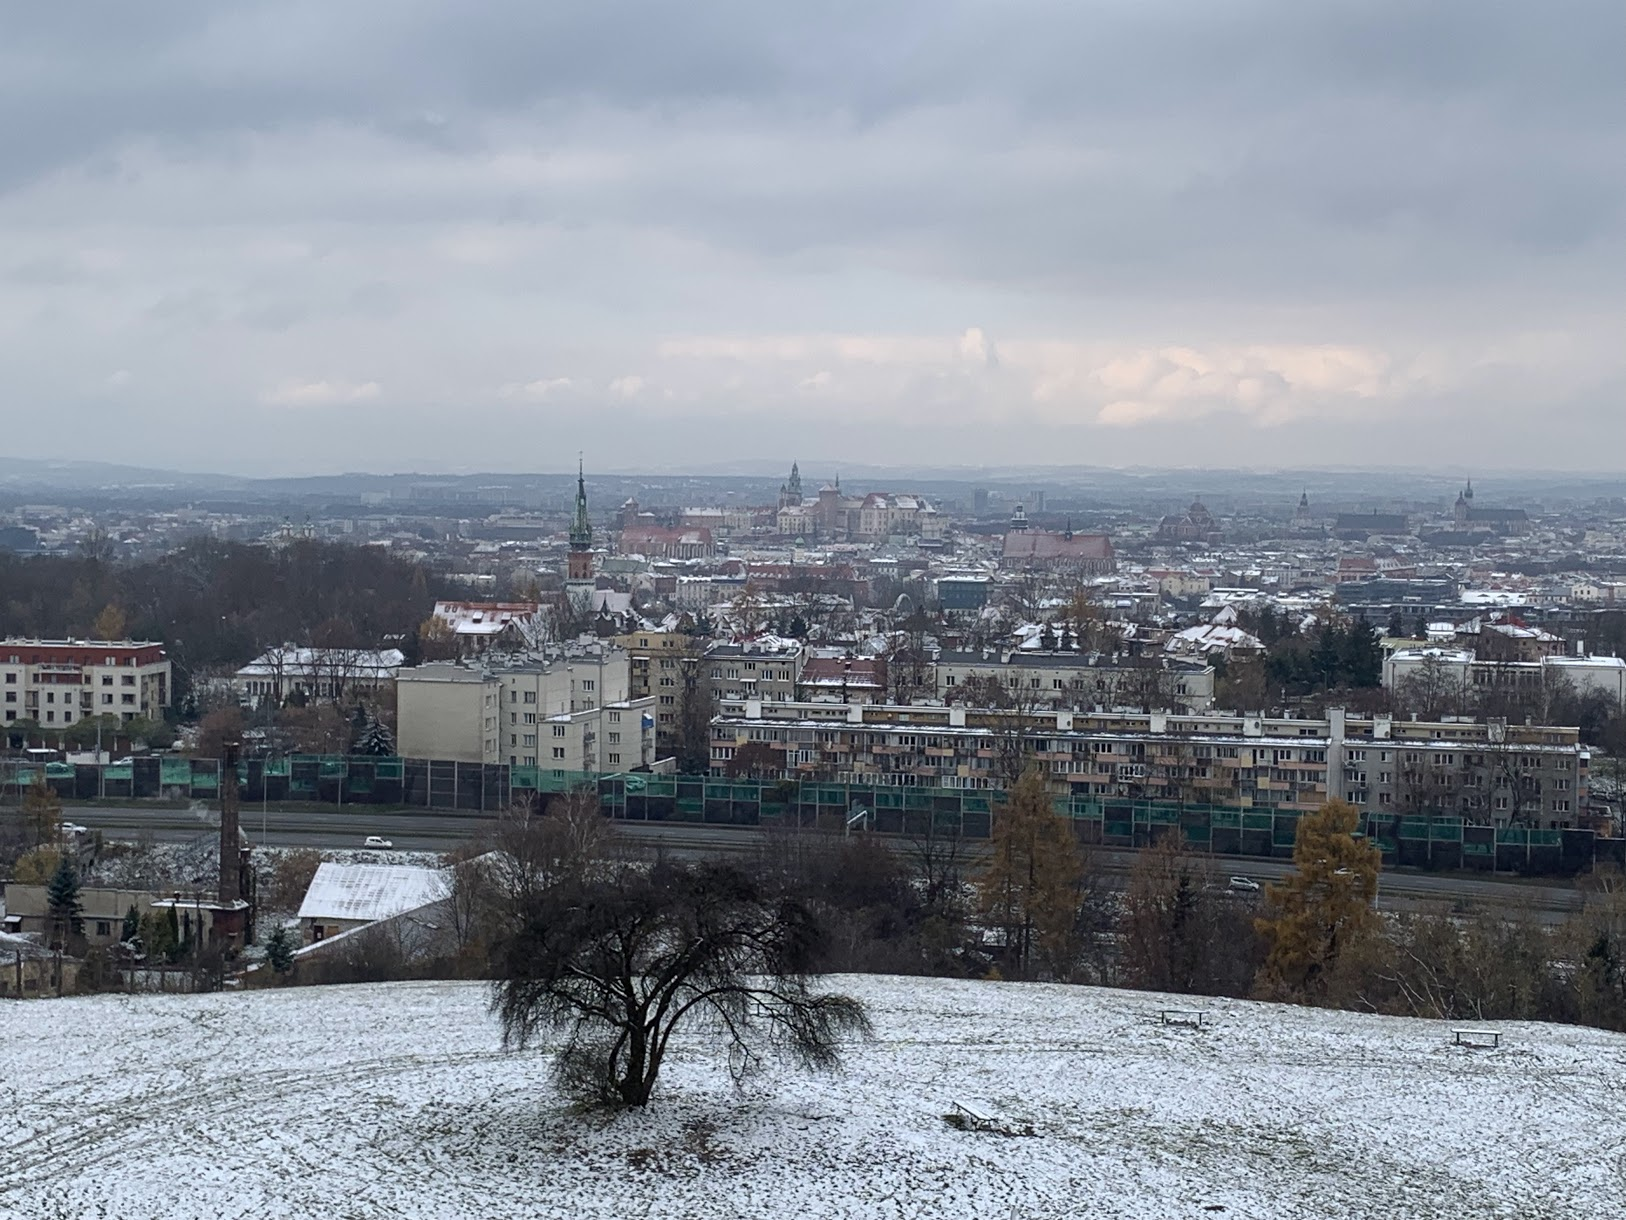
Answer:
261;380;382;407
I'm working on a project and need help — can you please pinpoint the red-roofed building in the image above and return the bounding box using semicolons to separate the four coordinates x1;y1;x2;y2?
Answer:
1000;530;1115;575
618;524;715;559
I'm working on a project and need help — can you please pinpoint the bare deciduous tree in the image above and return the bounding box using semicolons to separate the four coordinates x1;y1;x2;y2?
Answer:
490;857;872;1107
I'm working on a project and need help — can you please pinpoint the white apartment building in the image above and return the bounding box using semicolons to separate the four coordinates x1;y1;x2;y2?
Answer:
1383;647;1626;708
0;638;171;727
396;643;655;773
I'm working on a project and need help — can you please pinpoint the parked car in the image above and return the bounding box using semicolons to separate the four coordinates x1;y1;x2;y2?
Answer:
1227;875;1261;893
362;835;394;850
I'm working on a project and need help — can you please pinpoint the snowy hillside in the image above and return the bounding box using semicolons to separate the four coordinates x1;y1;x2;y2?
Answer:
2;976;1622;1219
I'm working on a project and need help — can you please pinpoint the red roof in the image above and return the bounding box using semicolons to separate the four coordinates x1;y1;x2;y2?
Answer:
1001;531;1114;561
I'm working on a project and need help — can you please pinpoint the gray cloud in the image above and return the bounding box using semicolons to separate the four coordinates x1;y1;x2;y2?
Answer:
0;2;1620;474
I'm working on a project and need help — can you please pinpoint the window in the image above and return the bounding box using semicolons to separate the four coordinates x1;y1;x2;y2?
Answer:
523;691;537;704
524;755;536;765
608;732;621;744
944;675;956;687
46;692;55;704
2;674;12;684
523;734;537;747
552;747;566;759
524;712;537;725
103;694;112;704
609;711;620;723
2;693;10;704
510;734;517;746
510;712;517;724
609;753;621;765
46;711;54;722
552;725;566;737
582;679;595;691
509;690;517;703
121;675;135;686
660;695;675;706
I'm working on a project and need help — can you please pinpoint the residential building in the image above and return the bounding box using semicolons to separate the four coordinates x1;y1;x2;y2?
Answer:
708;702;1587;829
614;627;699;747
430;601;544;655
705;637;805;703
796;654;887;704
935;650;1216;713
1384;648;1626;709
395;643;655;772
2;883;160;946
0;639;171;726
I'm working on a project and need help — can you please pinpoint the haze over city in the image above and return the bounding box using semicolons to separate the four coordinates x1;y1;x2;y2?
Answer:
3;1;1621;475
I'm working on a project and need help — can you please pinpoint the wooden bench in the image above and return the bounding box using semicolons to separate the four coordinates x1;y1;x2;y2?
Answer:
950;1100;1000;1132
1452;1028;1501;1049
1159;1009;1209;1029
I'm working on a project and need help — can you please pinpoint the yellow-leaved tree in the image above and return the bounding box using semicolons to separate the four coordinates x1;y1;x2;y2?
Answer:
979;769;1082;979
1254;799;1381;999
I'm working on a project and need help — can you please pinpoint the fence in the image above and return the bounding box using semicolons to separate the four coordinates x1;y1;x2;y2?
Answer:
2;756;1619;877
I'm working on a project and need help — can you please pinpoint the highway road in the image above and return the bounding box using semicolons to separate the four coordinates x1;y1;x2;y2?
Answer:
65;803;1585;919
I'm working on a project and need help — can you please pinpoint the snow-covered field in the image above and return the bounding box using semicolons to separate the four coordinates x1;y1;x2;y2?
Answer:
2;976;1623;1219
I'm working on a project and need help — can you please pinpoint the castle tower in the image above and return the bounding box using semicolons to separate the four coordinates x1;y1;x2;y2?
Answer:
779;461;804;509
567;458;594;589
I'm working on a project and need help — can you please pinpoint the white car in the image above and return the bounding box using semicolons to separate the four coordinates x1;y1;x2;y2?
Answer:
1227;875;1261;893
59;821;89;837
363;835;394;850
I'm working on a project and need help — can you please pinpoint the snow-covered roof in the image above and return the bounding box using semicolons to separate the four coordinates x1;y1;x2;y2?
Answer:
296;863;446;924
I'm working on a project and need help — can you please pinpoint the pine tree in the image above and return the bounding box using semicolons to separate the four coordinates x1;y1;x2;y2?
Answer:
356;716;396;757
120;903;141;944
1255;799;1381;998
46;854;84;948
978;770;1082;979
265;925;295;976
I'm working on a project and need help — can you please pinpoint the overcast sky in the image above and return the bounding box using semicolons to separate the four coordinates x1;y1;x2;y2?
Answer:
2;2;1621;477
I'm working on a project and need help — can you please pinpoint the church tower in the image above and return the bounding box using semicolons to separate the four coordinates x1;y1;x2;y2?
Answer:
779;461;804;509
567;458;594;589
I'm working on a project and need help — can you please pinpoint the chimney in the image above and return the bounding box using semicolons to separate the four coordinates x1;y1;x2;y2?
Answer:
218;740;241;907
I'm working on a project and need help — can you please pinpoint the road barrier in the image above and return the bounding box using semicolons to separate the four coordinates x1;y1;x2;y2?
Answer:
3;755;1619;878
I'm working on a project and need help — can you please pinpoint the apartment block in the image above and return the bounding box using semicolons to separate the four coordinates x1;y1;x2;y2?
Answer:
935;649;1216;713
396;643;654;773
0;638;171;726
708;701;1587;830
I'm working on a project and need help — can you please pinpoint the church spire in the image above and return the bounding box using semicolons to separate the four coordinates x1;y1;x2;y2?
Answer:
569;456;592;549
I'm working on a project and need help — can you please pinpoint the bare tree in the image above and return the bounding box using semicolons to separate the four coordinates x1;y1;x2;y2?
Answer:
490;857;872;1107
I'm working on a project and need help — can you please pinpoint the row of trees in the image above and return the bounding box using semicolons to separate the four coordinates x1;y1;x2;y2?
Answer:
255;781;1626;1111
0;538;466;713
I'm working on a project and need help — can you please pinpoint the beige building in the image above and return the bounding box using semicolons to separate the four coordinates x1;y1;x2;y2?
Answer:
3;883;159;945
1;639;171;728
397;643;656;772
614;628;700;749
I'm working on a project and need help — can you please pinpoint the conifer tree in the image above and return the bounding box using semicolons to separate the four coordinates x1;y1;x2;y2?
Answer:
265;925;295;976
1255;799;1381;998
120;903;141;944
46;854;84;948
979;769;1082;978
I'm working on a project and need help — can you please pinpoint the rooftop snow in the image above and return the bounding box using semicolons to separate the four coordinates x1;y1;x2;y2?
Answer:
295;862;446;923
